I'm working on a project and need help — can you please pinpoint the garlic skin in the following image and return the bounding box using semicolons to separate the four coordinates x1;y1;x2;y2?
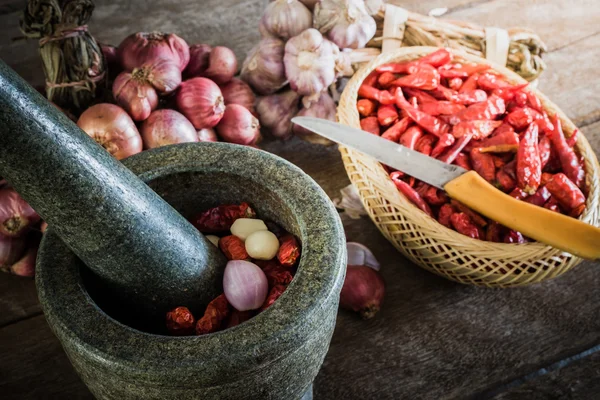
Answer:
364;0;385;16
294;93;336;146
314;0;377;49
256;90;301;140
299;0;321;11
260;0;313;40
241;38;287;95
284;29;338;98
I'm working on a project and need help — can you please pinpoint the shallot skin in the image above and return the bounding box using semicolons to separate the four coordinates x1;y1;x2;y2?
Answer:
0;188;40;237
118;32;190;72
176;78;226;129
141;110;198;149
184;44;212;79
216;104;261;145
112;72;158;121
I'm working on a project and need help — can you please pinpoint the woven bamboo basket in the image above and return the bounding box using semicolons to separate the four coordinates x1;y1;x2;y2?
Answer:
338;46;600;288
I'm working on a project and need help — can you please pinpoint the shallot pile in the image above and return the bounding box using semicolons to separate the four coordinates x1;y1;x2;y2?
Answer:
243;0;380;145
165;202;301;336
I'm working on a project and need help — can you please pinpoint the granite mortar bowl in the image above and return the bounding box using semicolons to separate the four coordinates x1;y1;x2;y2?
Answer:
35;143;346;400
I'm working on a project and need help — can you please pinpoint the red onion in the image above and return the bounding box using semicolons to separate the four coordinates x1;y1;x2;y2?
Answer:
202;46;238;85
223;260;269;311
113;71;158;121
117;32;190;72
0;234;26;273
9;243;38;277
340;265;385;319
197;128;218;142
0;188;40;237
293;93;336;145
77;104;143;160
184;44;212;79
176;78;225;129
256;90;300;139
346;242;380;271
141;110;198;149
220;78;256;115
216;104;261;145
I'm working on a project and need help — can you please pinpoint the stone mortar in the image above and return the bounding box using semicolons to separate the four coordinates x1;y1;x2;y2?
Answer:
37;143;347;399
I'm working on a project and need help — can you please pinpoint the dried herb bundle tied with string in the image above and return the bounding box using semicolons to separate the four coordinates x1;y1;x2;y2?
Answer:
20;0;106;114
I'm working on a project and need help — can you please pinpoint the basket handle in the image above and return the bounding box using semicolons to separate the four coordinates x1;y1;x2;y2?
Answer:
445;171;600;260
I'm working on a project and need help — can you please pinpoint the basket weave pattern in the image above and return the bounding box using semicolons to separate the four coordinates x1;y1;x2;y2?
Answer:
338;47;600;287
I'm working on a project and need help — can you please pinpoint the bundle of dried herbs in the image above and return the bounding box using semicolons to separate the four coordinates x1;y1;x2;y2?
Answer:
19;0;107;114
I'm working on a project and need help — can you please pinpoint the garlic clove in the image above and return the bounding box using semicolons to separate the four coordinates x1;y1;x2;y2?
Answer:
260;0;313;40
245;230;280;260
230;218;268;241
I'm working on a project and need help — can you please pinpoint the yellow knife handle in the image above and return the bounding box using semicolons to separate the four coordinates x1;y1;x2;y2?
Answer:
444;171;600;260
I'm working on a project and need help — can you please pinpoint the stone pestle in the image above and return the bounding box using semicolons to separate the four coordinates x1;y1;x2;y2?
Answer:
0;60;226;316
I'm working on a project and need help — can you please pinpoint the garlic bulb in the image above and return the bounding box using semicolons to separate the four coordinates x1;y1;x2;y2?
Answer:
241;38;287;95
256;89;301;140
314;0;377;49
284;29;338;98
260;0;313;40
293;93;336;146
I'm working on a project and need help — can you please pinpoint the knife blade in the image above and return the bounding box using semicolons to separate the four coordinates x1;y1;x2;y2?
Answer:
291;116;600;260
292;117;465;189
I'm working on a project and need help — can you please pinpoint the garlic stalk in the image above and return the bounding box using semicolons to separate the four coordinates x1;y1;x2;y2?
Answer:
314;0;377;49
284;29;338;100
260;0;313;40
241;37;287;95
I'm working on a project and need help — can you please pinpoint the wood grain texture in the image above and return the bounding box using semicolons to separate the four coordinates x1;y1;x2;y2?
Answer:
0;274;40;328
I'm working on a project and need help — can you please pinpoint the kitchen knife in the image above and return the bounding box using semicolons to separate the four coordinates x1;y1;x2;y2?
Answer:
292;116;600;260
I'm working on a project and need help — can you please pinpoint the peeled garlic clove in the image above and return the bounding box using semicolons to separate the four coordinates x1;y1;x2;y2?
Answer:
230;218;268;241
294;93;336;146
260;0;313;40
241;38;287;95
206;235;220;247
245;230;280;260
256;89;301;140
284;29;338;97
314;0;377;49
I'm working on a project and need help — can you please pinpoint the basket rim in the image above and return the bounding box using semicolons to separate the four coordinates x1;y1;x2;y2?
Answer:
338;46;600;254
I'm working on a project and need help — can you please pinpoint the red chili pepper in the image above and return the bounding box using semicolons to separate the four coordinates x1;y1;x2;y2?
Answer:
540;172;554;186
423;185;448;206
545;173;586;214
378;71;397;88
376;62;418;75
395;90;449;137
166;306;196;336
378;49;450;74
477;72;514;91
513;91;528;107
504;231;526;244
538;135;552;169
260;285;287;311
390;64;440;90
509;188;529;200
448;77;463;91
420;101;466;116
495;169;516;192
453;90;488;106
524;186;551;207
526;91;543;112
459;74;479;93
491;83;529;102
399;126;424;149
470;148;496;183
226;310;254;328
360;116;380;135
438;63;490;79
381;117;410;142
503;159;517;180
450;213;480;239
391;176;433;217
193;203;256;233
566;129;579;148
437;134;473;164
196;294;230;335
363;70;379;87
418;48;454;68
451;200;488;227
547;115;585;187
262;263;294;286
277;234;301;267
219;235;250;260
357;99;377;117
403;88;437;104
516;123;542;195
431;133;456;158
453;95;506;122
474;126;519;153
415;134;437;156
544;197;562;213
453;153;472;170
505;107;541;130
377;104;398;127
438;204;455;228
358;85;395;105
485;221;504;242
452;120;503;140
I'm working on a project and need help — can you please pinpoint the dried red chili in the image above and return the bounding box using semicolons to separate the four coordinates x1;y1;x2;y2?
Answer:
453;153;472;170
545;173;586;214
415;134;437;156
360;116;380;135
277;234;300;267
544;197;562;213
381;117;410;142
390;63;440;90
566;129;579;148
437;134;473;164
524;186;551;207
505;107;541;130
226;310;254;328
358;85;395;105
196;294;230;335
357;99;377;117
363;70;379;87
420;100;466;116
219;235;249;260
540;172;554;186
418;48;454;67
262;262;294;286
423;185;448;206
450;213;480;239
453;95;505;122
399;126;424;150
452;120;503;140
193;202;256;233
378;71;397;88
475;126;519;153
376;61;418;75
495;169;516;192
395;90;449;137
491;84;529;102
516;123;542;195
260;285;287;311
504;230;526;244
166;306;196;336
438;63;490;79
538;135;552;169
437;204;454;228
431;133;456;158
391;176;433;217
526;91;543;112
477;72;514;91
459;73;479;93
509;188;529;200
450;200;488;227
377;104;399;127
470;148;496;183
547;115;585;188
485;221;503;243
448;77;463;91
403;88;437;104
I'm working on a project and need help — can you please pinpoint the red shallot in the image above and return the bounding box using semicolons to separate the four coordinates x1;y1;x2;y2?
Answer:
77;104;143;160
117;31;190;72
0;188;40;237
9;242;38;277
216;105;261;145
223;260;269;311
340;265;385;319
176;78;226;129
0;234;26;273
113;71;158;121
220;78;256;115
141;110;198;149
203;46;238;85
197;128;218;142
184;44;212;79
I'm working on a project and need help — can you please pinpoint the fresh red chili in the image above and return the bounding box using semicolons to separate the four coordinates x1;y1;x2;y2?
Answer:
381;117;411;142
377;104;399;127
470;148;497;183
545;173;586;214
516;123;542;195
390;64;440;90
547;115;585;188
452;120;503;140
391;176;433;217
399;126;424;150
357;99;377;117
360;116;380;135
431;133;456;158
450;213;480;239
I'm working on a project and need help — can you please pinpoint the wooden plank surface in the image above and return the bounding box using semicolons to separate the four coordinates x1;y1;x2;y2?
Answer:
0;274;40;328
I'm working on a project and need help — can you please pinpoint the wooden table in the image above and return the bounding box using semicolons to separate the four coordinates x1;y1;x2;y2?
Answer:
1;0;600;398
